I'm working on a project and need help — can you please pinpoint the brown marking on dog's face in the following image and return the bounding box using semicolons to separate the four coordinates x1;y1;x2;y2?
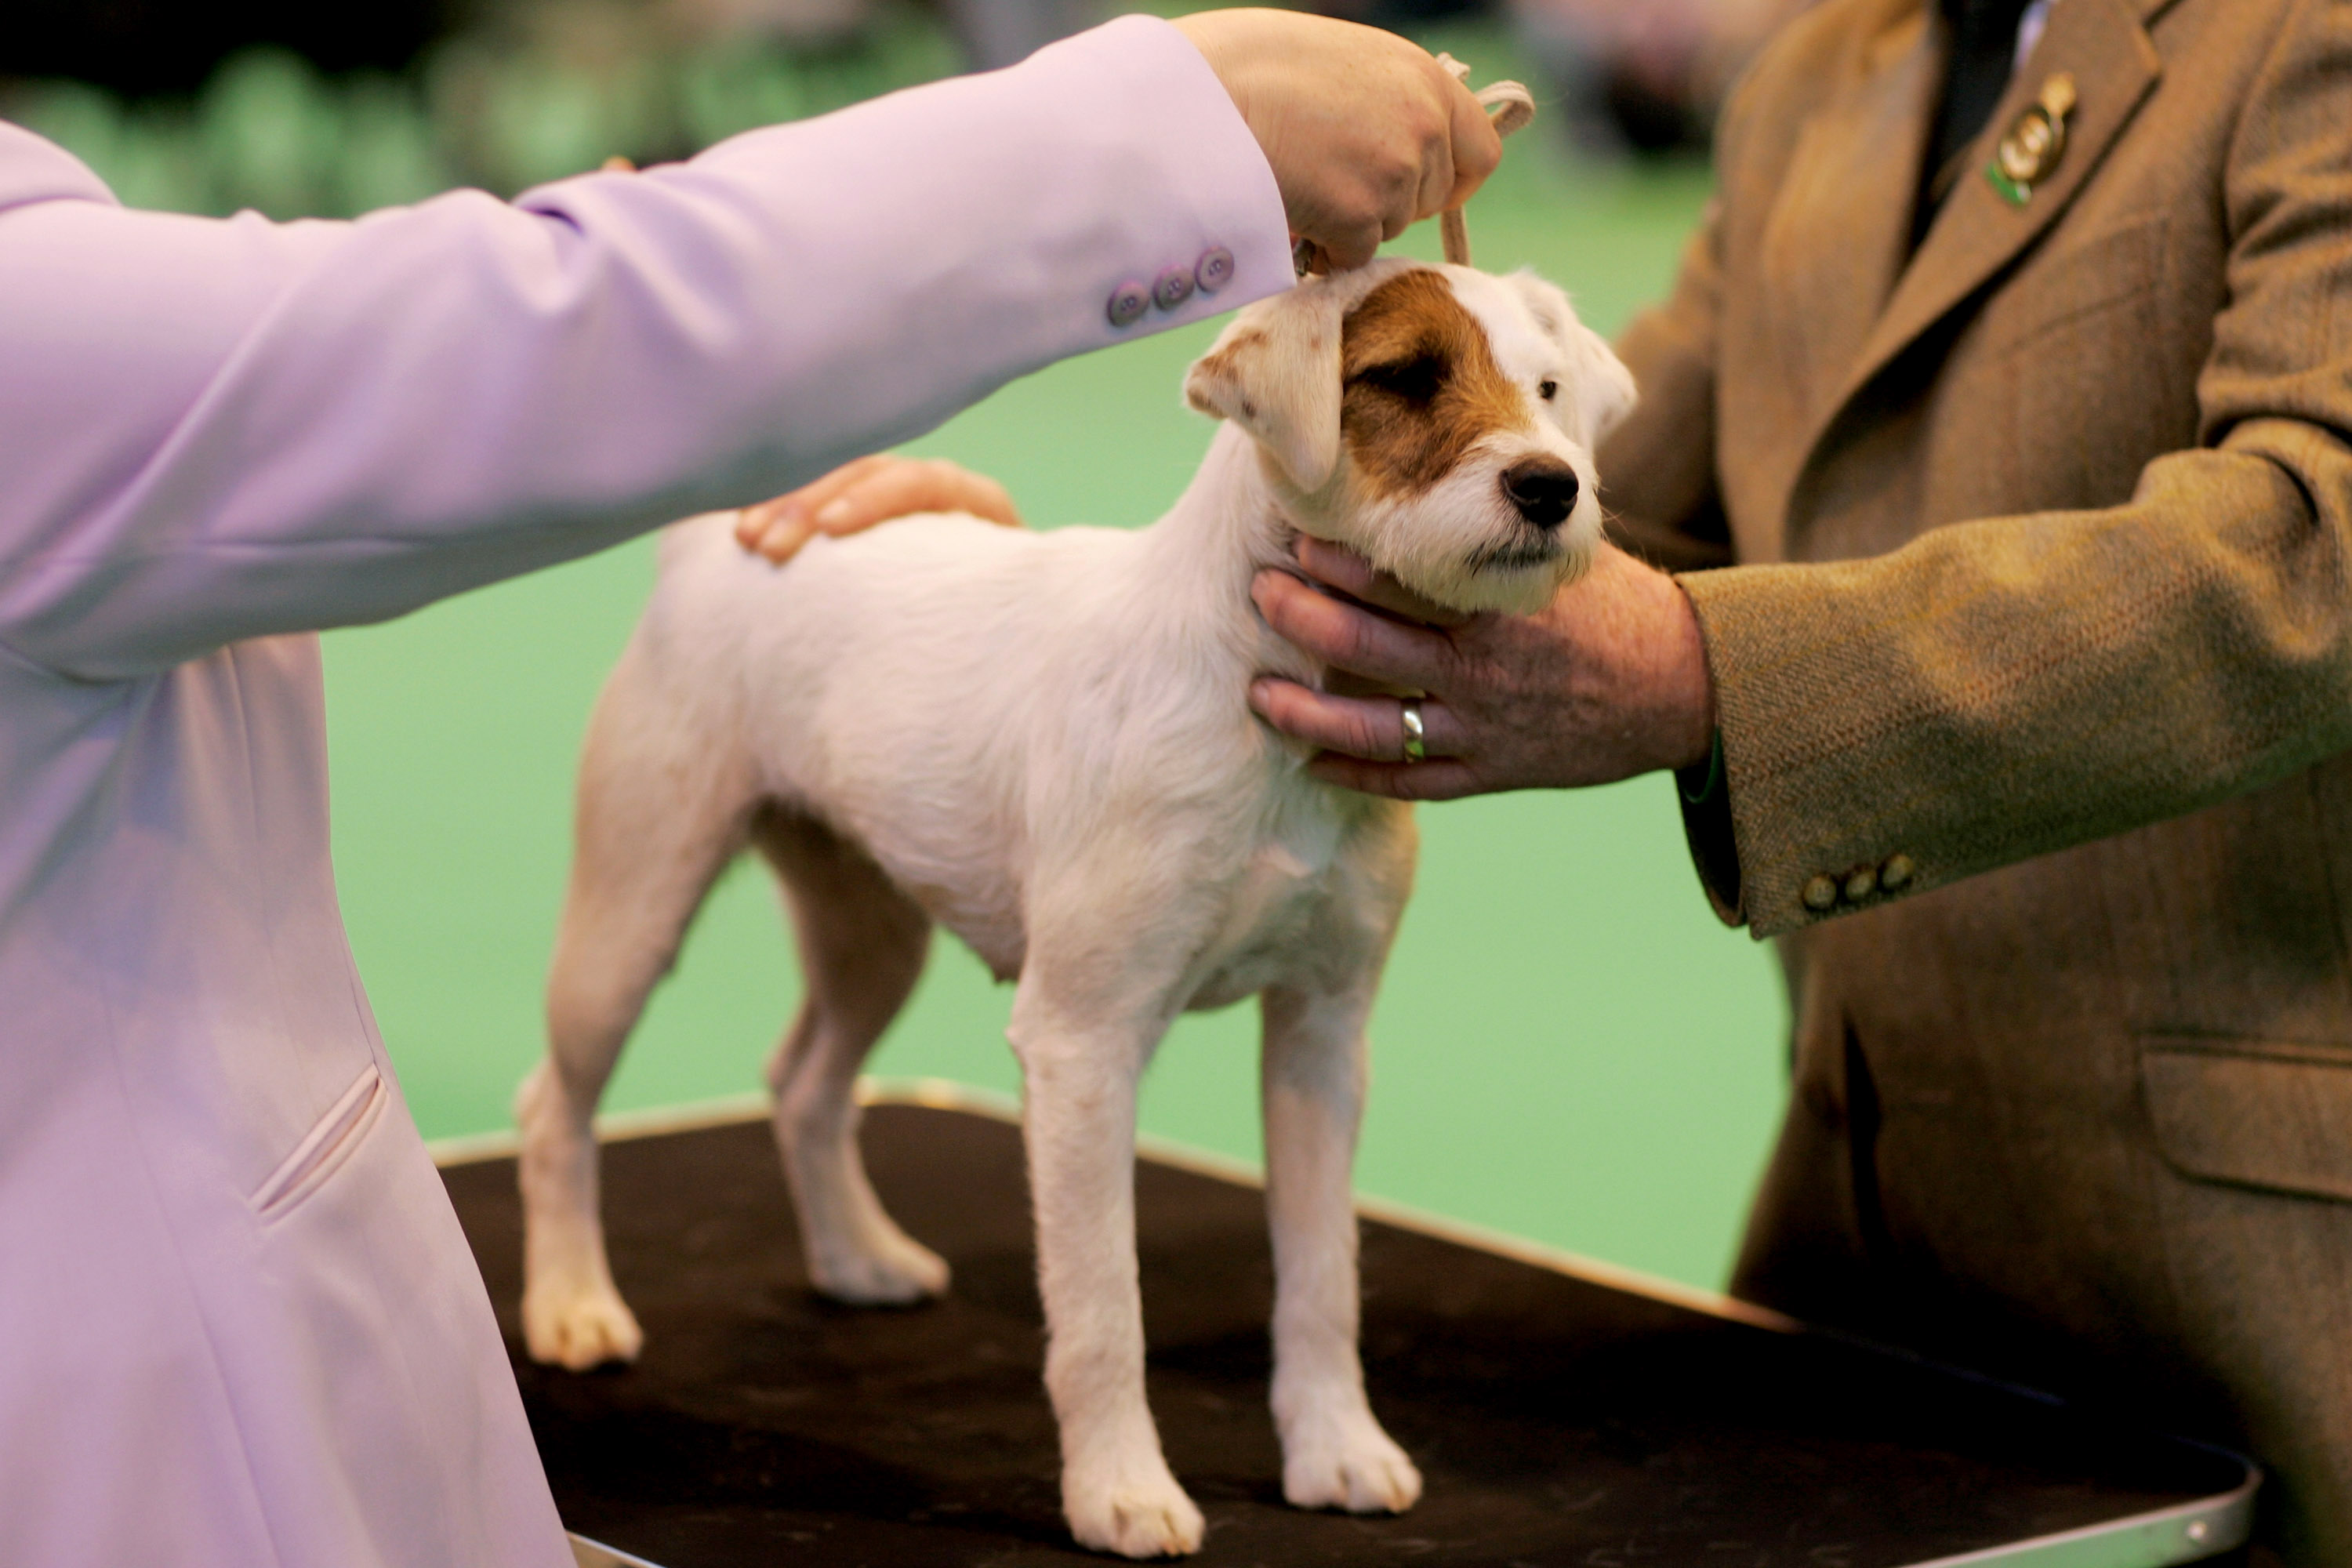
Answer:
1340;270;1530;500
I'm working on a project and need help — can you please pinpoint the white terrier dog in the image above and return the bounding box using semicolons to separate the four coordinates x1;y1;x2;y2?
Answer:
514;258;1634;1558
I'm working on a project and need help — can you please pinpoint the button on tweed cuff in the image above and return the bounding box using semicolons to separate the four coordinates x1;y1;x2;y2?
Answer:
1801;856;1916;917
1106;279;1151;328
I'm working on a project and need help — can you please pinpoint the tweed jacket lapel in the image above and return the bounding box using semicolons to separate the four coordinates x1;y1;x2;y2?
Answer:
1787;0;2166;514
1754;0;1939;475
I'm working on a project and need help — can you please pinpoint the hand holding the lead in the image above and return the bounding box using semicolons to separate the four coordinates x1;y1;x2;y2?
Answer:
1173;9;1503;271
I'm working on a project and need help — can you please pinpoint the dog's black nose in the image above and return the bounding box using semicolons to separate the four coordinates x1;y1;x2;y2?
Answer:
1501;460;1581;530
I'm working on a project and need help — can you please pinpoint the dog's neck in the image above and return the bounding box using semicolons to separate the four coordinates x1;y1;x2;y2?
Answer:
1130;424;1330;692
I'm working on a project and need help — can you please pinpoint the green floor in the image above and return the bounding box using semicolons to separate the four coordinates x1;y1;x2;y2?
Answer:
314;111;1790;1293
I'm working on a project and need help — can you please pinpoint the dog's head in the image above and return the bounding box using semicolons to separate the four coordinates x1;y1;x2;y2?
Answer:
1185;260;1635;614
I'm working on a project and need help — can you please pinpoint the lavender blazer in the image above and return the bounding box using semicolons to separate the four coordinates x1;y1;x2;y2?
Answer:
0;19;1287;1565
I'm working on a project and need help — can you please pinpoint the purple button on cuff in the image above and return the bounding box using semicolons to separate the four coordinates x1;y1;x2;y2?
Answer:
1194;245;1236;294
1106;280;1151;329
1152;267;1195;312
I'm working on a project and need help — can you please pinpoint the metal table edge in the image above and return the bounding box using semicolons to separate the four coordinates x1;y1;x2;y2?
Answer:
1902;1450;2258;1566
571;1534;666;1568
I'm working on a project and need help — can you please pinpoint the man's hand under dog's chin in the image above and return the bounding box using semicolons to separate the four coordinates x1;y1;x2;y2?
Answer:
1247;536;1716;800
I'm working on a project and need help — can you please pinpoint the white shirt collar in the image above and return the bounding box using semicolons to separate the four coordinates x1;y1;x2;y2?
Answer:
2015;0;2058;70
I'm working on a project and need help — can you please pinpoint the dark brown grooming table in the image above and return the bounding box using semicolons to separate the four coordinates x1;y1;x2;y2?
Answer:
438;1090;2256;1568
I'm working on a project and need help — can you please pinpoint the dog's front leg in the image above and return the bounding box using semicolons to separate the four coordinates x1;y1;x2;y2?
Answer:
1010;975;1203;1559
1261;977;1422;1515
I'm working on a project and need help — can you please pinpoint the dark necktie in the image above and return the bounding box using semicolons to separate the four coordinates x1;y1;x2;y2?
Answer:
1915;0;2034;241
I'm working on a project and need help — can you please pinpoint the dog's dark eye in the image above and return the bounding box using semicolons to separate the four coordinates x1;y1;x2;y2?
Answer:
1352;354;1444;404
1537;379;1559;401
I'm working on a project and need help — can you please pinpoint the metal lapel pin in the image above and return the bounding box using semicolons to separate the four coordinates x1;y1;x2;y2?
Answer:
1986;71;2077;206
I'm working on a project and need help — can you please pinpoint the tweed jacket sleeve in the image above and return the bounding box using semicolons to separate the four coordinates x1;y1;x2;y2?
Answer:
1606;0;2352;938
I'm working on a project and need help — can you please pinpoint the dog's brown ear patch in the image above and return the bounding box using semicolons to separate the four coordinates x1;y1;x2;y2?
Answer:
1186;331;1270;422
1341;271;1529;500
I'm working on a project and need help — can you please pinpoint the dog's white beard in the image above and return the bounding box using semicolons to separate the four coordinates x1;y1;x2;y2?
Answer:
1324;465;1599;616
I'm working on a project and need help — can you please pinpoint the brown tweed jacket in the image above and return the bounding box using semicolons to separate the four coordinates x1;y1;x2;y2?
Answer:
1598;0;2352;1557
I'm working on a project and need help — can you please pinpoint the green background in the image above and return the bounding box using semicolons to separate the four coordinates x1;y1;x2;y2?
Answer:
318;127;1791;1294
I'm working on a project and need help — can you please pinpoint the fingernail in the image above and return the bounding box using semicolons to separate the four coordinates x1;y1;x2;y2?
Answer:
748;520;803;564
815;499;852;528
1247;678;1275;712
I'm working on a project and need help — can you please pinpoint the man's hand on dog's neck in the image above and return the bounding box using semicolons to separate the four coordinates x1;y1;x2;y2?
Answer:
1247;536;1716;801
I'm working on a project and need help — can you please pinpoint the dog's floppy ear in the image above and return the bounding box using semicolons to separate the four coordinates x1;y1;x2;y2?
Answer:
1508;271;1638;448
1565;320;1638;448
1184;284;1348;492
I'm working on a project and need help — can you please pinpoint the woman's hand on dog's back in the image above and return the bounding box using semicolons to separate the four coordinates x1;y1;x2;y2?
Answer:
735;455;1024;563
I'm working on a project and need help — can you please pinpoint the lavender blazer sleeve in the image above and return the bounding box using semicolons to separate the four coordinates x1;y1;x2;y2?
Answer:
0;13;1289;680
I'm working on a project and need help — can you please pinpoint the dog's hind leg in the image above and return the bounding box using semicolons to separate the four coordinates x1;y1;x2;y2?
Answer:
755;810;946;1305
520;644;757;1370
1261;808;1421;1515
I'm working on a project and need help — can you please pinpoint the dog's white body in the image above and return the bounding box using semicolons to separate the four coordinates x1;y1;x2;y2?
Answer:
515;260;1634;1557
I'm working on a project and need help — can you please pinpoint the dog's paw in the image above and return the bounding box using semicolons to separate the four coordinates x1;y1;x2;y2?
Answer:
521;1281;645;1370
1281;1414;1422;1515
808;1229;951;1306
1065;1463;1206;1559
